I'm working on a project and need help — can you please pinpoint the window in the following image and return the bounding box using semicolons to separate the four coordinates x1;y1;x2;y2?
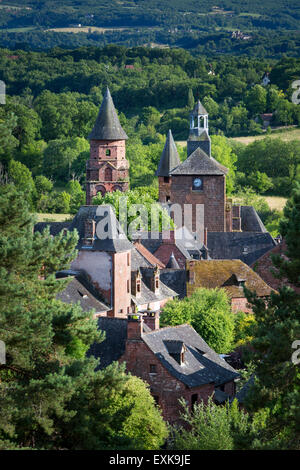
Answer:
106;149;111;156
137;282;141;293
127;253;130;266
127;280;130;293
191;394;198;408
105;167;112;181
164;176;170;183
155;279;159;289
166;196;170;202
150;364;157;373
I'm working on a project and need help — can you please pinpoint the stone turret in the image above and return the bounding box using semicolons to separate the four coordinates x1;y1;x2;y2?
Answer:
86;87;129;204
157;129;180;203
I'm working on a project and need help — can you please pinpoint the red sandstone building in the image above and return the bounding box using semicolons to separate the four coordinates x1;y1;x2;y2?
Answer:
90;313;239;423
86;88;129;204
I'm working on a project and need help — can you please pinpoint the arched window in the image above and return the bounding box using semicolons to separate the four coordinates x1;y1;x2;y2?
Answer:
105;167;112;181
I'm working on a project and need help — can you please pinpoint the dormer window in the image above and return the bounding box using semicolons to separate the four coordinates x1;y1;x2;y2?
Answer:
165;340;186;365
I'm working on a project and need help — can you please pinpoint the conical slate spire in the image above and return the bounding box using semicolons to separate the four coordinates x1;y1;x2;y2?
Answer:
156;129;181;177
88;87;128;141
191;100;208;116
166;252;180;269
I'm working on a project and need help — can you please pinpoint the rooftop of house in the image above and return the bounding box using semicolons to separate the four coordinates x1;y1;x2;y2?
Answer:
68;205;133;253
207;231;276;265
131;270;178;306
133;240;165;268
91;318;239;387
170;147;228;176
251;240;300;293
56;271;110;313
88;87;128;141
187;259;273;298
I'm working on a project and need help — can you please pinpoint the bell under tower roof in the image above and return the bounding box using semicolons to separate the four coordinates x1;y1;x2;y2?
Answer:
88;87;128;141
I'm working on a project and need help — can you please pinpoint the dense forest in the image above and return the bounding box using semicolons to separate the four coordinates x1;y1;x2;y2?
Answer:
0;1;300;56
1;45;300;232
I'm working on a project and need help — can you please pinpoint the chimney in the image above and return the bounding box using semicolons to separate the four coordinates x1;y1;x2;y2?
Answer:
143;311;160;331
127;313;143;340
83;219;95;246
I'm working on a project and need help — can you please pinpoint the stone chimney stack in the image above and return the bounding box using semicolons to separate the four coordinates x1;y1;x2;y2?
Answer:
143;311;160;331
127;314;143;340
83;219;96;246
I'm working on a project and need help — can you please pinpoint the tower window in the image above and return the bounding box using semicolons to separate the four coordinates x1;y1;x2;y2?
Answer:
164;176;170;183
106;149;111;156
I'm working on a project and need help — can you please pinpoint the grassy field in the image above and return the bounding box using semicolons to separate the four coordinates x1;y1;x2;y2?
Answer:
264;196;287;211
35;213;72;222
46;26;131;33
231;128;300;145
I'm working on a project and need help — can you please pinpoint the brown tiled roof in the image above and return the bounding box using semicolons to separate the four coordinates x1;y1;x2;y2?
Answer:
251;241;300;293
186;259;273;298
133;241;165;268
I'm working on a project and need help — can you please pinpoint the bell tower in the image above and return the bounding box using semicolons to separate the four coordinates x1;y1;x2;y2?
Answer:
187;100;211;158
86;88;129;205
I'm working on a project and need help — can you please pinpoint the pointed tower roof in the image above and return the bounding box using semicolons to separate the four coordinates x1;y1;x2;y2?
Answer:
156;129;181;177
170;147;228;176
88;87;128;141
191;100;208;116
166;252;180;269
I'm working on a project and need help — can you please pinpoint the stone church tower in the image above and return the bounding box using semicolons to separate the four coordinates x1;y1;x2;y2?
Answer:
86;88;129;205
157;100;241;235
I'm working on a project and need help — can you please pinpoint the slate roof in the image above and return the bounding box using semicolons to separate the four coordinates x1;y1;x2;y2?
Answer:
207;232;276;266
191;100;208;116
241;206;267;233
131;276;177;306
88;87;128;141
156;129;181;177
235;375;255;404
56;276;110;313
90;320;238;387
170;147;227;176
88;317;128;369
68;205;133;253
166;252;180;269
186;259;273;298
160;269;187;299
133;240;165;268
34;221;71;236
143;324;239;388
250;240;300;293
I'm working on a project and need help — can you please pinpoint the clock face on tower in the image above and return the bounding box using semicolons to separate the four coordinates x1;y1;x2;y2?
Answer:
192;177;203;190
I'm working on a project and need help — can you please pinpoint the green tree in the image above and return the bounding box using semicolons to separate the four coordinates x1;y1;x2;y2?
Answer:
170;398;259;450
0;185;167;450
161;288;235;353
211;135;237;194
244;184;300;449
